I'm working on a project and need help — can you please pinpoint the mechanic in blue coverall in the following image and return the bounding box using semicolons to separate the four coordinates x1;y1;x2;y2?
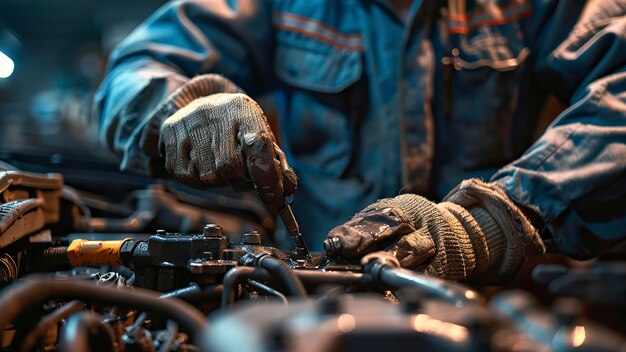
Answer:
96;0;626;282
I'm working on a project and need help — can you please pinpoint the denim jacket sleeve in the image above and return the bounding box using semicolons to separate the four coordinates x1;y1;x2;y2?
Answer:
94;0;274;174
491;0;626;259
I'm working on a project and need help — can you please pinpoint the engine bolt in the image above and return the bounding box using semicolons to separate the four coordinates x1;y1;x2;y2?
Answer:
203;224;223;237
241;231;262;245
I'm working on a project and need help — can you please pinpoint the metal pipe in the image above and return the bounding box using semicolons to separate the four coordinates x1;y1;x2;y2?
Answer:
378;266;480;307
158;320;178;352
247;279;288;305
161;283;224;304
294;270;365;286
221;267;272;308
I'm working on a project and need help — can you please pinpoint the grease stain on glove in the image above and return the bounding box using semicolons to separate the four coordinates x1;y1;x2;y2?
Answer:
324;207;435;265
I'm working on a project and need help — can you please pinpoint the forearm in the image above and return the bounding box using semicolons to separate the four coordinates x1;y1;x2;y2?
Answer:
493;1;626;259
95;0;275;175
491;108;626;258
325;179;545;283
95;58;189;174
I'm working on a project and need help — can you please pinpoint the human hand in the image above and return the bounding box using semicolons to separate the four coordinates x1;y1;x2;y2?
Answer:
159;92;297;208
324;179;545;282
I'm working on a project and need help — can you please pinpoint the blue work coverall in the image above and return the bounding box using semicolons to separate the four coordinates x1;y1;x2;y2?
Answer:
96;0;626;256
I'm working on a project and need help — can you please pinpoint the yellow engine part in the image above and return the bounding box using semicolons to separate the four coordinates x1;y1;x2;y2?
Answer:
67;239;131;266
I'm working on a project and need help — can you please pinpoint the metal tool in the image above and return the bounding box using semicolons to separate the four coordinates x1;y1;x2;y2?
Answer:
277;199;311;261
240;133;310;261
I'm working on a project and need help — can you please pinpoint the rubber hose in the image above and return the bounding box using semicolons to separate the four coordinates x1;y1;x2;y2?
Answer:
0;275;207;345
257;256;307;298
221;267;272;308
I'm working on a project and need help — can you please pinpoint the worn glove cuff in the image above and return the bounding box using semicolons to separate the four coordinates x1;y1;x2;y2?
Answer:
167;74;244;110
438;202;490;276
445;179;546;282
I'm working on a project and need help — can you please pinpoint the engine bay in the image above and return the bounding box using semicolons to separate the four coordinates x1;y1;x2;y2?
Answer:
0;158;624;352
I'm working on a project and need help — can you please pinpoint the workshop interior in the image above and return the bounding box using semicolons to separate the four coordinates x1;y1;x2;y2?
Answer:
0;1;625;351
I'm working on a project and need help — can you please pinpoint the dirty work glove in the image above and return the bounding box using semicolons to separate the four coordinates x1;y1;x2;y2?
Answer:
324;179;545;282
159;88;297;207
139;74;244;174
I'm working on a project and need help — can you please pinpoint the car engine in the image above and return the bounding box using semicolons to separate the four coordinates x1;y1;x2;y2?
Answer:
0;157;624;352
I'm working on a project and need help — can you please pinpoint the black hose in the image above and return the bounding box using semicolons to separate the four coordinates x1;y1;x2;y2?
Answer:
220;265;363;308
256;256;307;298
221;267;272;307
0;276;207;345
59;312;116;352
221;257;360;308
115;266;136;281
20;300;86;352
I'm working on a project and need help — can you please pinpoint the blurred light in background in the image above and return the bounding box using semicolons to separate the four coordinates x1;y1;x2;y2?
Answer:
0;50;14;79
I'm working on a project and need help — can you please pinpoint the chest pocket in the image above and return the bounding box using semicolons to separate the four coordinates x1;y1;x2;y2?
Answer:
273;12;363;92
443;0;532;170
271;11;364;175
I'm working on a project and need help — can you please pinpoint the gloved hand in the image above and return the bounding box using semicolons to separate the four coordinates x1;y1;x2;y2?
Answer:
324;179;545;282
157;75;297;207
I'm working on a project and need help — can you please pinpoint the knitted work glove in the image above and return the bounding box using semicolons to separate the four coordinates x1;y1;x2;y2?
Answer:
158;78;296;207
324;179;545;282
139;74;244;175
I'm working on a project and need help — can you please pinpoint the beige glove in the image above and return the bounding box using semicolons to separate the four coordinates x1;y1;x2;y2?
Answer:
140;74;244;175
158;81;296;207
324;179;545;282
